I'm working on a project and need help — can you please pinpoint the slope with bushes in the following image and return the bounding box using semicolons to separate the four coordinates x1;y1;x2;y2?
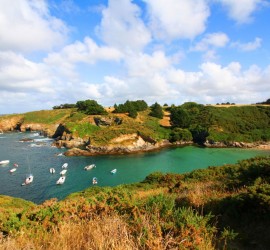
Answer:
1;156;270;249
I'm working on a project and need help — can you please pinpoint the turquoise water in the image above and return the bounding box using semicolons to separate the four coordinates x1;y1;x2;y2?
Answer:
0;132;269;204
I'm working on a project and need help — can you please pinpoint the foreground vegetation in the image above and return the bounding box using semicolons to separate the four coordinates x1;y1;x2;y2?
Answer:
1;156;270;249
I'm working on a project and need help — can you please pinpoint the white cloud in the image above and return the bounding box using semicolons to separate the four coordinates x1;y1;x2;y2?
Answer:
144;0;210;40
0;51;52;93
231;37;262;51
96;0;151;51
126;51;170;77
0;0;68;52
192;33;230;51
218;0;264;23
167;61;270;104
44;37;123;79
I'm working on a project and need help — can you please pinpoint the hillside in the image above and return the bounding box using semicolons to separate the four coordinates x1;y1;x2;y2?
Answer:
1;156;270;249
1;103;270;156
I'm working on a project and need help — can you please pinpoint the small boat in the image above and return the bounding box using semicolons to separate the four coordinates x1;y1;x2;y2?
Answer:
0;160;10;165
111;169;117;174
60;169;67;175
92;177;98;185
62;163;68;169
49;168;55;174
13;163;19;167
9;168;17;173
84;164;96;171
22;174;34;186
56;176;66;185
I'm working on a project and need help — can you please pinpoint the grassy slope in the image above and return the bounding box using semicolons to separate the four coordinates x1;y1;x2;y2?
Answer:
1;156;270;249
206;105;270;142
2;105;270;145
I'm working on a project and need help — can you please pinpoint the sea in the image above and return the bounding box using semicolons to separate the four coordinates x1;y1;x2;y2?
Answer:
0;132;269;204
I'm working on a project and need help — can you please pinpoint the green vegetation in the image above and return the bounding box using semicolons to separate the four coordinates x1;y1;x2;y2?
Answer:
76;99;107;115
2;100;270;146
149;102;164;119
23;109;72;124
113;100;148;118
170;102;270;144
52;103;76;109
1;156;270;249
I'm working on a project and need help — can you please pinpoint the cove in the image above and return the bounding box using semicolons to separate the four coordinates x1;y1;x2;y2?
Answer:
0;132;269;204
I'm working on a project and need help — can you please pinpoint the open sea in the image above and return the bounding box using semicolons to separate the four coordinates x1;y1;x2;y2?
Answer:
0;132;269;204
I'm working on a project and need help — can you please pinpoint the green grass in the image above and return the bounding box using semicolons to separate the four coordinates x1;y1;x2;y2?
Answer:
66;121;100;138
23;109;73;124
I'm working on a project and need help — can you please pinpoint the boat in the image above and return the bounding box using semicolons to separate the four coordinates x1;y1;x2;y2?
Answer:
60;169;67;175
0;160;10;165
56;176;66;185
111;169;117;174
49;168;55;174
92;177;98;185
62;163;68;169
9;168;17;173
21;174;34;186
84;164;96;171
13;163;19;167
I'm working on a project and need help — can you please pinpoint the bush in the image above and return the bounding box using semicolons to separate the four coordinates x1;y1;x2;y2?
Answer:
76;100;107;115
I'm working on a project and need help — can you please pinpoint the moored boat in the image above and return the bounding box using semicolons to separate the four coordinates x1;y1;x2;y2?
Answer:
111;169;117;174
62;163;68;169
84;164;96;171
0;160;10;165
92;177;98;185
56;176;66;185
9;168;17;173
22;174;34;186
60;169;67;175
50;168;55;174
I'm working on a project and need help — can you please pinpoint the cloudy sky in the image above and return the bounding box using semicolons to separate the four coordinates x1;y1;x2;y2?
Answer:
0;0;270;114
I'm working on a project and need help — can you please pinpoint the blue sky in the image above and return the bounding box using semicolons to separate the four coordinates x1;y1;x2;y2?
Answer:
0;0;270;114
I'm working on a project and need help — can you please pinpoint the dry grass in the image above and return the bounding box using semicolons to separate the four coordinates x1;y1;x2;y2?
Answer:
0;214;138;250
135;187;168;200
159;111;171;127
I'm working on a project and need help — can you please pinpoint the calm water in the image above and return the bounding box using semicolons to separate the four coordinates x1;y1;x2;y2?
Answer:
0;132;269;204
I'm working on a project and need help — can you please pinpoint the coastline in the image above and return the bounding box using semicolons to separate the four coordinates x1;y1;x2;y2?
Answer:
62;139;270;157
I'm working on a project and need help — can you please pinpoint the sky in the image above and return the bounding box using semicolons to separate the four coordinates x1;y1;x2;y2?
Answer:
0;0;270;114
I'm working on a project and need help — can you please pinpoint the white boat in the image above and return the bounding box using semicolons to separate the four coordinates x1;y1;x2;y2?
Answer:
62;163;68;169
22;174;34;186
49;168;55;174
111;169;117;174
84;164;96;171
92;177;98;185
0;160;10;165
9;168;17;173
56;176;66;185
60;169;67;175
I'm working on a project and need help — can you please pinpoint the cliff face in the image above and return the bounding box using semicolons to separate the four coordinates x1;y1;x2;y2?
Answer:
0;116;60;137
0;116;24;132
64;133;176;156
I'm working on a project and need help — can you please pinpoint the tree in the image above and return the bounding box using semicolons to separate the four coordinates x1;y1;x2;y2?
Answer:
169;128;192;142
190;125;209;144
113;100;148;113
170;107;191;128
149;102;163;119
128;108;138;118
76;100;107;115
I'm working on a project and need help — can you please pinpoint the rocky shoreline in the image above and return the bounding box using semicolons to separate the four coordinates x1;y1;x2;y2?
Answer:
1;117;270;156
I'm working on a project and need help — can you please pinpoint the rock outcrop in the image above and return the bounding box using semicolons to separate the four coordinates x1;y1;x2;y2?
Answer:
64;132;175;156
0;116;24;131
204;140;270;149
